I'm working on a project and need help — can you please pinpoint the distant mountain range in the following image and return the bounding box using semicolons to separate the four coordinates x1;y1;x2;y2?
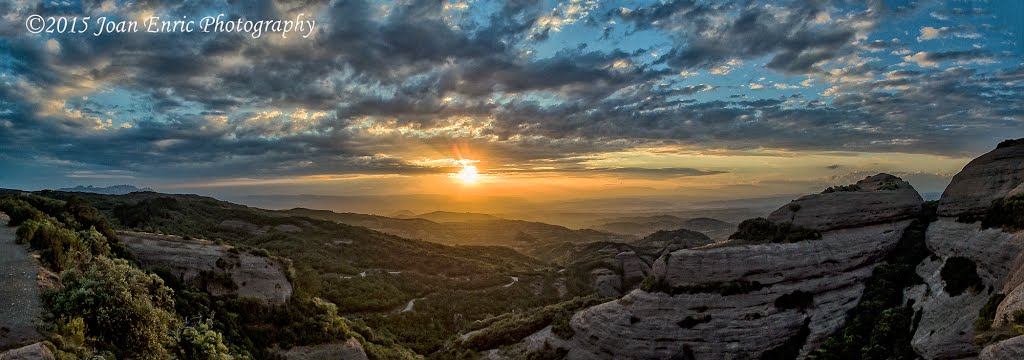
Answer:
56;185;153;195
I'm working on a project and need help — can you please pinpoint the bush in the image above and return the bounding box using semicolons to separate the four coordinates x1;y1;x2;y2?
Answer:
976;294;1006;332
16;219;40;244
677;314;711;329
0;197;46;226
940;257;983;296
811;204;936;359
823;184;861;193
525;342;568;360
459;296;602;351
775;290;815;311
996;138;1024;149
550;311;575;339
981;194;1024;232
729;218;821;244
175;319;239;360
641;276;764;296
44;257;177;359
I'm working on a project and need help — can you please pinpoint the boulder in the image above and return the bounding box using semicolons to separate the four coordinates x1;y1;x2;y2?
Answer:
768;173;923;232
980;335;1024;360
0;343;54;360
938;139;1024;217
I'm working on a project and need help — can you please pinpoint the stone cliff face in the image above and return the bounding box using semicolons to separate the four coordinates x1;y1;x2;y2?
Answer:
120;232;294;305
906;139;1024;359
937;139;1024;217
560;174;923;359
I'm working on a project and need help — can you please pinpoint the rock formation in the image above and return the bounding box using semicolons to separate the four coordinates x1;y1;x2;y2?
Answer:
906;139;1024;359
120;232;293;304
0;343;55;360
558;174;923;359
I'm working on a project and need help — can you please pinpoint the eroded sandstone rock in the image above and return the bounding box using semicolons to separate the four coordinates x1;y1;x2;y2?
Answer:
0;343;54;360
768;173;922;232
120;231;293;304
557;173;921;359
937;139;1024;217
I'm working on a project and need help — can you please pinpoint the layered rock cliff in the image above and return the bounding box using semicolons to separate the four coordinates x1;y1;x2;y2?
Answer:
906;139;1024;359
120;232;294;304
558;174;924;359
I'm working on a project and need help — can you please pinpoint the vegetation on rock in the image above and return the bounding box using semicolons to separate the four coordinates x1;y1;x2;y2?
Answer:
774;290;815;311
822;184;862;193
940;256;983;296
810;201;936;360
641;276;765;296
980;194;1024;232
728;217;821;244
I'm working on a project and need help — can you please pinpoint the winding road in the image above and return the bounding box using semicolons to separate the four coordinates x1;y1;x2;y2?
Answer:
0;215;42;349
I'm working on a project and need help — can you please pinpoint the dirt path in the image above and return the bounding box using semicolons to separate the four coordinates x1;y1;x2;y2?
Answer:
0;215;42;349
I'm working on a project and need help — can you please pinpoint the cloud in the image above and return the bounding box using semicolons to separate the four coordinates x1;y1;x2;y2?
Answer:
617;1;865;74
0;0;1020;188
917;26;948;41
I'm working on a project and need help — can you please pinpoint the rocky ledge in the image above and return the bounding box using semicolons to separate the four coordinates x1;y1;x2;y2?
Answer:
120;232;293;304
767;173;923;232
559;173;923;359
937;138;1024;217
906;138;1024;359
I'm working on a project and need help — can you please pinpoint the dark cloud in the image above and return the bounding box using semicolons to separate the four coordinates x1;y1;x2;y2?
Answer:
618;1;859;74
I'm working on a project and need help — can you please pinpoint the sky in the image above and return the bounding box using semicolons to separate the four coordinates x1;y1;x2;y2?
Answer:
0;0;1022;203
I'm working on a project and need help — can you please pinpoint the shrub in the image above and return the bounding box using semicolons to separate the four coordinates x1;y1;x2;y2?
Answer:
775;290;815;311
810;204;936;359
550;311;575;339
677;314;711;328
642;277;765;296
459;296;602;351
729;218;821;244
0;197;46;226
44;257;177;360
823;184;861;193
981;194;1024;232
15;219;40;244
940;257;983;296
525;342;567;360
996;138;1024;149
975;293;1006;332
175;319;238;360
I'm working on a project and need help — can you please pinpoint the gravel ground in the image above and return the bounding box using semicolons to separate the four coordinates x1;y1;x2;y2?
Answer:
0;215;43;350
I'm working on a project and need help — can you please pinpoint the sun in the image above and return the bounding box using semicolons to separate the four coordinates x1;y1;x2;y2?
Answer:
455;164;480;184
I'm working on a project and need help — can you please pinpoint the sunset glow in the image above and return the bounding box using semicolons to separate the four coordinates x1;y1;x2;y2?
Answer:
454;164;481;185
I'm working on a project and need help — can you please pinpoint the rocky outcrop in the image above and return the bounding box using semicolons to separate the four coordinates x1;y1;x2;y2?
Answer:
768;173;923;231
558;173;923;359
980;336;1024;360
120;232;293;304
0;343;54;360
907;139;1024;359
937;139;1024;217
